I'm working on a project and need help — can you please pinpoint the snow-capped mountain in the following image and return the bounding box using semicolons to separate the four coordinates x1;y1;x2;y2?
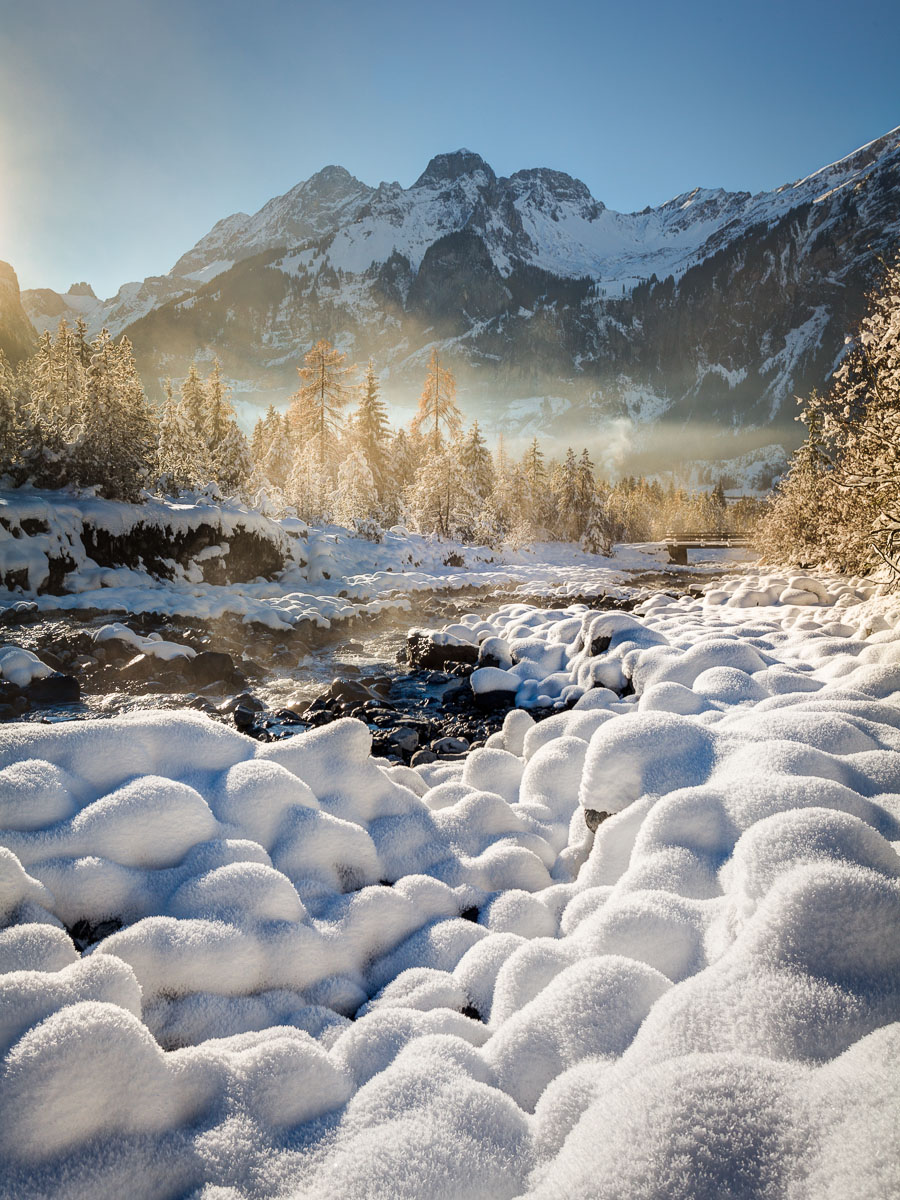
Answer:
19;127;900;469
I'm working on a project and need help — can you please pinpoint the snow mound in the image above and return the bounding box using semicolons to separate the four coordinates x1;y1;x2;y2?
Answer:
1;570;898;1195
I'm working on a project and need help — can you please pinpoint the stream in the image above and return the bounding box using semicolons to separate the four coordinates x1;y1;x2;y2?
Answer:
0;565;733;756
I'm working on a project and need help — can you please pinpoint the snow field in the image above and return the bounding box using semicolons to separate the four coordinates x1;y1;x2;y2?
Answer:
0;572;899;1196
1;489;716;632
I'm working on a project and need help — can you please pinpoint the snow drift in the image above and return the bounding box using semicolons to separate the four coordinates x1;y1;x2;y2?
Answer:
0;572;898;1197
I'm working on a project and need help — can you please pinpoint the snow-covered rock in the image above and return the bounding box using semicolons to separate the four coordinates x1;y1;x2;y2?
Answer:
0;572;899;1195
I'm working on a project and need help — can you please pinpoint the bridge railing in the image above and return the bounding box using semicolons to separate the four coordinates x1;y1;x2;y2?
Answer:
663;531;751;544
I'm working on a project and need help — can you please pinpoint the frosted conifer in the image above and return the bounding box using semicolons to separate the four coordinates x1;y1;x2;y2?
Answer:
287;339;356;469
351;361;391;491
215;419;253;495
410;349;462;449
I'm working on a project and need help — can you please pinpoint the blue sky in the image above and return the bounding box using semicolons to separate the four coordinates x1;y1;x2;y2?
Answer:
2;0;897;297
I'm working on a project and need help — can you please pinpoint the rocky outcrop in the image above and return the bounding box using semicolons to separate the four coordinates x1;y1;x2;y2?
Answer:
0;261;37;365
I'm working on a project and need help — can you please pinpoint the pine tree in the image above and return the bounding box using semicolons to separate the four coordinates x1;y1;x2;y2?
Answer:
178;363;213;484
285;444;333;523
287;339;356;469
73;316;92;368
460;421;495;500
512;437;549;543
575;450;597;528
74;330;156;499
52;319;84;437
410;349;462;449
157;378;192;493
0;351;19;472
215;419;253;495
550;448;580;540
351;360;391;492
262;410;294;490
180;363;208;446
406;442;472;539
757;252;900;574
205;359;234;452
332;446;380;529
382;427;416;525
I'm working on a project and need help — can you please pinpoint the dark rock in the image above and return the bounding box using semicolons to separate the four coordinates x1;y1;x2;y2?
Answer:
410;748;437;766
329;678;375;704
68;916;123;951
590;635;612;656
359;675;393;696
304;710;336;728
185;650;237;686
406;633;479;671
473;688;517;712
388;727;419;753
441;679;471;707
460;1004;483;1022
273;708;304;724
233;704;256;728
218;692;264;714
459;906;479;923
0;601;39;625
25;672;81;703
432;735;469;755
584;808;612;832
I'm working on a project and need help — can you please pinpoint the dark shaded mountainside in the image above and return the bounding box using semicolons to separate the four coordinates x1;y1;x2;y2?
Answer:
17;127;900;469
0;262;37;364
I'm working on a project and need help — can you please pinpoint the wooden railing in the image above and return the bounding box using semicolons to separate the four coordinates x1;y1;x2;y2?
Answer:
663;530;751;564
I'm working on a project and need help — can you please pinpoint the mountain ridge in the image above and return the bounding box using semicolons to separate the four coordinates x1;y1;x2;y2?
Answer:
16;126;900;471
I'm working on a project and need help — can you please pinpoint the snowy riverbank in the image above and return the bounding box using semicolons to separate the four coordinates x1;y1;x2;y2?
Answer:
0;487;739;629
1;570;898;1197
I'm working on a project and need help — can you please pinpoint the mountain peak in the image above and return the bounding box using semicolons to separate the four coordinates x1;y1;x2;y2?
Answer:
414;149;495;189
301;164;359;192
67;281;97;298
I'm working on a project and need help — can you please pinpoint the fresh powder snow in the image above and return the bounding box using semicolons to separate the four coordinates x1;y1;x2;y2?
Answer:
0;568;898;1197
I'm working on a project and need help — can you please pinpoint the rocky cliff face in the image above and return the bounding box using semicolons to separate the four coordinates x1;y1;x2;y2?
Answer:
19;128;900;466
0;261;37;365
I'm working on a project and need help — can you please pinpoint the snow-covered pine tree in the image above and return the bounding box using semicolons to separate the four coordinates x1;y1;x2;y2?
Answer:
180;362;209;447
287;339;356;470
74;330;156;500
177;363;213;485
351;360;391;493
215;419;253;496
52;319;84;437
285;444;332;524
109;335;157;499
757;252;900;574
550;448;580;541
581;500;615;556
381;427;416;525
406;442;464;538
262;410;293;491
332;445;380;530
73;316;92;368
511;437;549;544
28;331;59;433
157;379;191;493
205;360;233;453
575;449;597;529
0;351;19;472
410;349;462;449
460;421;495;500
